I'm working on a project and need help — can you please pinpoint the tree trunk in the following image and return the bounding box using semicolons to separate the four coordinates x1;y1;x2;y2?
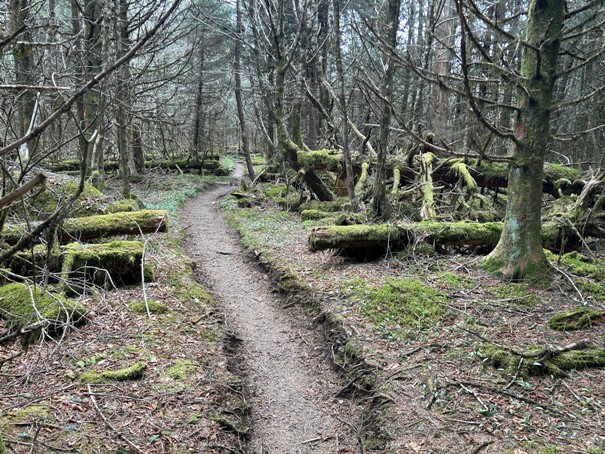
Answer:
332;0;358;210
483;0;565;280
234;0;255;180
3;210;168;245
372;0;401;218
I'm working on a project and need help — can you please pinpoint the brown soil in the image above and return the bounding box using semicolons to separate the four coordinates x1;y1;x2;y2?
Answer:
180;164;361;453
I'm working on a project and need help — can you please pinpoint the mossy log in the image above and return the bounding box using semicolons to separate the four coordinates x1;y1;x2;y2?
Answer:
480;341;605;377
308;220;598;252
2;210;168;245
549;308;605;331
309;221;503;251
0;283;85;342
62;240;154;291
78;361;147;383
363;158;584;197
8;241;154;289
297;149;341;171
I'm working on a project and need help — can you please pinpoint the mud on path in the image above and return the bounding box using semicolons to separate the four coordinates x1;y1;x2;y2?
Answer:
181;165;360;453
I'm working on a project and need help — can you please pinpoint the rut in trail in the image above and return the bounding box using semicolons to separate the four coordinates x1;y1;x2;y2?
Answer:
181;165;360;453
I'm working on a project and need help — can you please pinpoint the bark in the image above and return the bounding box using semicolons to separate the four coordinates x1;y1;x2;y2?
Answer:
483;0;566;280
332;0;358;210
308;220;595;252
309;222;503;251
0;173;46;209
191;42;205;167
234;0;255;180
372;0;401;219
2;210;168;245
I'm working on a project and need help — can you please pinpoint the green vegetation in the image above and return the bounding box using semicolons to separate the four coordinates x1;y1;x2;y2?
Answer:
298;198;352;213
144;174;222;212
78;361;147;383
127;300;168;315
221;199;300;253
0;283;85;334
549;307;604;331
165;359;197;380
297;149;341;171
107;198;140;213
545;250;605;300
480;344;605;377
62;240;154;289
347;277;445;331
485;282;540;306
355;162;369;194
300;209;332;221
30;177;106;217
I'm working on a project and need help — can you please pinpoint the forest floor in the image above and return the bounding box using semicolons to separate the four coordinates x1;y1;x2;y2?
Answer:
220;174;605;453
3;163;605;453
0;171;245;453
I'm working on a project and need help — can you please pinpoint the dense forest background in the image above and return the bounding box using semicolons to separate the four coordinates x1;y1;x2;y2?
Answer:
0;0;604;273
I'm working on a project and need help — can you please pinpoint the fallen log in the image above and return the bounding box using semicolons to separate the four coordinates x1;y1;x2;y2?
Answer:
308;220;583;252
7;240;154;290
309;222;503;251
61;240;154;292
2;209;168;245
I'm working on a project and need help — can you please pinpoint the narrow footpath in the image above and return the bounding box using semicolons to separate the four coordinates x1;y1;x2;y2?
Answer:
181;164;360;453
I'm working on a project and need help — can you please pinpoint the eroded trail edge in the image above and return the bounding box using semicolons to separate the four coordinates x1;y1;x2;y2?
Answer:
181;169;359;453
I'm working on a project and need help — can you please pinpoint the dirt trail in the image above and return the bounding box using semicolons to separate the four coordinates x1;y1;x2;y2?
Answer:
181;164;359;453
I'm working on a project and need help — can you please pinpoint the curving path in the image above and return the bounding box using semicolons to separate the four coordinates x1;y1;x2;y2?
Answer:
181;164;359;453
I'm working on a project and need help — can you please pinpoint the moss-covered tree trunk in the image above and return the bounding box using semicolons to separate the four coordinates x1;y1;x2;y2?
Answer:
371;0;401;219
483;0;565;280
272;4;333;202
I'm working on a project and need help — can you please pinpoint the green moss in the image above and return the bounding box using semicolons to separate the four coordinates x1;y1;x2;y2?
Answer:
167;272;213;308
79;361;147;383
310;224;401;250
545;251;605;300
263;184;291;198
435;272;471;291
355;162;369;194
0;283;85;334
347;277;445;330
480;344;605;377
4;405;49;424
107;198;140;213
449;159;477;190
549;308;604;331
485;282;540;306
127;300;168;315
62;240;154;290
297;149;341;171
29;177;107;217
298;198;352;213
300;209;332;221
544;163;582;182
165;359;197;380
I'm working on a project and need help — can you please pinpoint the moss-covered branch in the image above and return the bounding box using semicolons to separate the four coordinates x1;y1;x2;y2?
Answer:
78;361;147;383
2;210;168;245
309;221;503;251
0;283;85;343
480;341;605;377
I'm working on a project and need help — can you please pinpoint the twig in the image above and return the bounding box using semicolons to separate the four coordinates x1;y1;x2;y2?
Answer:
561;380;583;403
503;357;524;390
471;441;493;453
449;380;564;416
553;266;587;305
0;351;23;368
87;384;144;453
